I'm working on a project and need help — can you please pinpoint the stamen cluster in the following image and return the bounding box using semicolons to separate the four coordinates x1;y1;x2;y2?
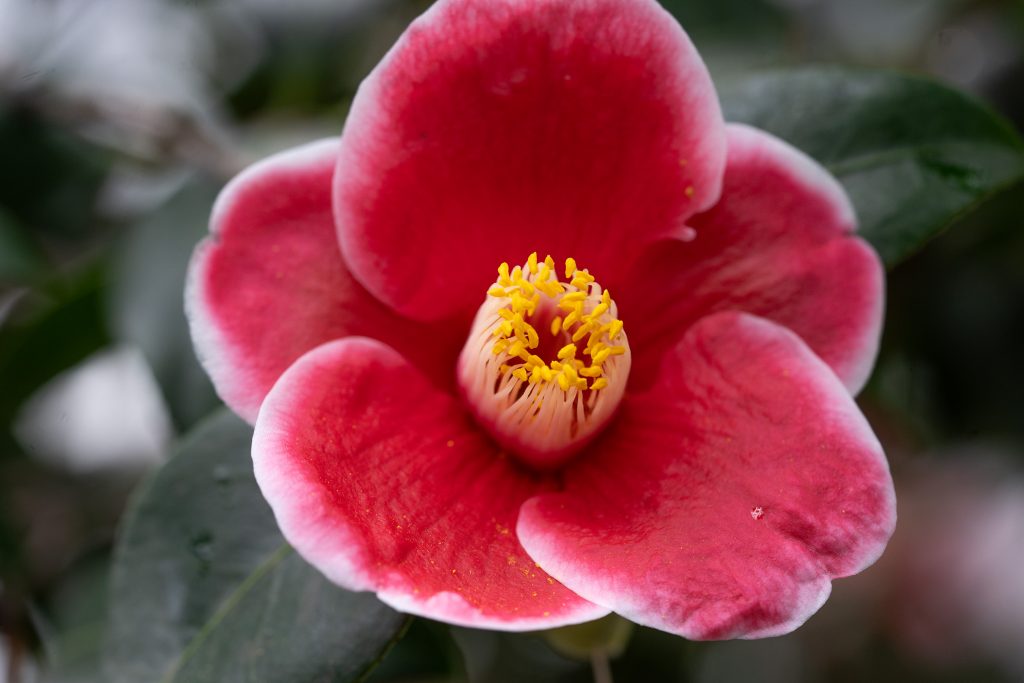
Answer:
457;253;631;468
488;253;626;392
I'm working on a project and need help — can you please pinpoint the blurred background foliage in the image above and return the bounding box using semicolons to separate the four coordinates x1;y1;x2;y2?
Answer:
1;0;1023;681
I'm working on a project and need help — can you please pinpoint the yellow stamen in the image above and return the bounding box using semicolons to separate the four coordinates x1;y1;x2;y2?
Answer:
527;252;539;274
478;253;629;401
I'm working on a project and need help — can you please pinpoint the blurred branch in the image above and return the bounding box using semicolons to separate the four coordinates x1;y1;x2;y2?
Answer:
7;83;245;181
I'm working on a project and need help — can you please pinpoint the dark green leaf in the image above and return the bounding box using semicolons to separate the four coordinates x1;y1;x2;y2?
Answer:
0;208;44;284
660;0;785;44
108;176;221;431
0;265;110;456
105;410;409;683
37;553;111;683
720;67;1024;266
0;105;111;244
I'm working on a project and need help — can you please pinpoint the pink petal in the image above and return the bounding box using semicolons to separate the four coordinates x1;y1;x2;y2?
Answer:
252;336;608;630
186;139;463;423
334;0;726;321
517;312;895;640
616;124;884;394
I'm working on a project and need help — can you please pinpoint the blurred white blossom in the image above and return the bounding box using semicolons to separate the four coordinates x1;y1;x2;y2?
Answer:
14;346;173;473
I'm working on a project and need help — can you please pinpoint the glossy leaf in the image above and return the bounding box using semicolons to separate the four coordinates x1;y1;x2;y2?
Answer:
0;208;44;284
108;176;221;431
105;410;409;683
0;266;110;457
721;67;1024;266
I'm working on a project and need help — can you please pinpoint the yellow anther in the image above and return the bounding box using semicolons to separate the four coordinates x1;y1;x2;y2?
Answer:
562;364;580;384
685;185;695;198
499;363;510;374
570;270;595;288
527;252;539;274
510;292;532;314
478;253;627;399
563;309;580;329
525;324;539;349
560;291;587;304
513;326;529;347
537;279;563;297
588;301;610;319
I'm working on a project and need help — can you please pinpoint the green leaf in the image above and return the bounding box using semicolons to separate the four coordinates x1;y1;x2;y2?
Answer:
107;175;221;431
0;208;44;284
0;265;110;456
720;66;1024;266
104;410;409;683
0;105;111;244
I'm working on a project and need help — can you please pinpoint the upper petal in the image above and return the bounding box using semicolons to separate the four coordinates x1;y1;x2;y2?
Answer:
186;139;463;423
252;336;607;630
616;124;884;394
517;312;895;640
334;0;726;321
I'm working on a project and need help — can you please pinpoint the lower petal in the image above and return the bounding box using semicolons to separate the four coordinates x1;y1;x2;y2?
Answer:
517;312;895;640
252;337;606;630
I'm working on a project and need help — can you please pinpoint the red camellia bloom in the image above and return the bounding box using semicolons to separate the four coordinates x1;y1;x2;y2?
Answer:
186;0;896;639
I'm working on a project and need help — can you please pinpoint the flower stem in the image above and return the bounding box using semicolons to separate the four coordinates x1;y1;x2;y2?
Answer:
591;648;613;683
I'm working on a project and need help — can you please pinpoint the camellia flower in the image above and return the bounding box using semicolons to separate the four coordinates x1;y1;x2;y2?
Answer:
186;0;896;639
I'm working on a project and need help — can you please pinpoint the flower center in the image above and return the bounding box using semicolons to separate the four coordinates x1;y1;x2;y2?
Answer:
457;253;631;469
